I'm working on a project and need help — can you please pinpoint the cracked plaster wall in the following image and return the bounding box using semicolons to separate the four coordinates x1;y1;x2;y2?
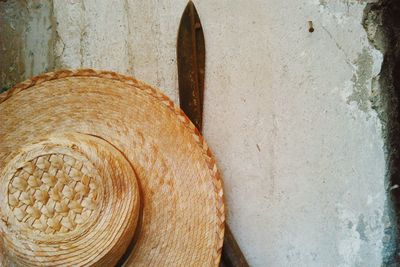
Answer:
0;0;392;266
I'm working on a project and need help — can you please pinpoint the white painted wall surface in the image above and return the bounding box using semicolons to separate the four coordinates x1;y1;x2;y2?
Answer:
0;0;389;266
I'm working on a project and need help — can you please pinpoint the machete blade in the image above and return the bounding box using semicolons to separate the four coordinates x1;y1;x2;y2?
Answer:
177;2;249;266
177;1;205;132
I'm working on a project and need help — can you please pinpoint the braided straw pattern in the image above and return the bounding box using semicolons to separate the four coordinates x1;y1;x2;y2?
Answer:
0;69;225;266
8;153;97;234
0;133;140;266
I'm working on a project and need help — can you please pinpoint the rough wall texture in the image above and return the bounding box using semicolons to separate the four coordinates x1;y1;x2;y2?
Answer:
0;0;391;266
0;1;55;92
364;0;400;264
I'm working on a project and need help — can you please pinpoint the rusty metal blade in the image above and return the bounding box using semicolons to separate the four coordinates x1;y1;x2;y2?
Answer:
177;2;249;266
177;1;205;131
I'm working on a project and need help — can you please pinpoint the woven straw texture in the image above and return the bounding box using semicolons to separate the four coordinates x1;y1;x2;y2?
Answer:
0;69;225;266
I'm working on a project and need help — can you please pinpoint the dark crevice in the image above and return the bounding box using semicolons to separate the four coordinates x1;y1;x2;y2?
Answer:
363;1;400;265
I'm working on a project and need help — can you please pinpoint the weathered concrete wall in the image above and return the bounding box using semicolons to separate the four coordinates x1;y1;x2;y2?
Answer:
0;0;391;266
0;1;55;91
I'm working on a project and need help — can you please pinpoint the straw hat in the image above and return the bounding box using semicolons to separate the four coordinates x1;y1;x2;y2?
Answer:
0;69;225;266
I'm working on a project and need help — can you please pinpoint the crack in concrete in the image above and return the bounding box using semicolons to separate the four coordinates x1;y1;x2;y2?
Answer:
321;25;355;71
79;0;86;68
123;0;136;76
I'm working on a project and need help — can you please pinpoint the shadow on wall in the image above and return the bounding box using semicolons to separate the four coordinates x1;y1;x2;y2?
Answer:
364;0;400;264
0;0;56;91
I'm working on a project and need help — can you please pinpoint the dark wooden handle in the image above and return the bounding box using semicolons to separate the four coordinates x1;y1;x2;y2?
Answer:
220;224;249;267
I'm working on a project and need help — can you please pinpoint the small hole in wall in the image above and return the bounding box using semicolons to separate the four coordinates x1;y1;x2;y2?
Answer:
308;21;314;33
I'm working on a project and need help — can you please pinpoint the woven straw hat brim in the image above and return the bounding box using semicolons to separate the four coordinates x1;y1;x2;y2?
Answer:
0;69;225;266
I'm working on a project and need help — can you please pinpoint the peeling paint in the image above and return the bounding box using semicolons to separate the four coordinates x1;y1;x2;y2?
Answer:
356;214;368;241
319;0;328;8
347;48;373;112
